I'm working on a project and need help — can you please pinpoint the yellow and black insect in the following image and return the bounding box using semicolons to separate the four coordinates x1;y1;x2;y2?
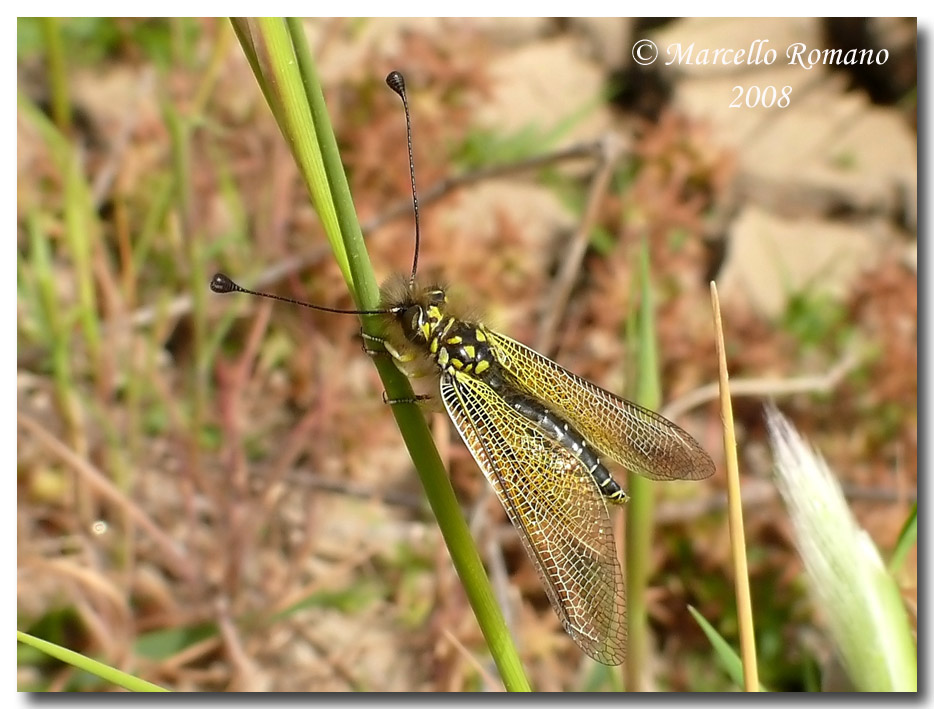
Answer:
211;71;715;666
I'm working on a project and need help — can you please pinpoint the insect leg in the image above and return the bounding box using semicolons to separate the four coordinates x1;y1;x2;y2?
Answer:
361;332;424;371
360;331;393;357
381;391;432;406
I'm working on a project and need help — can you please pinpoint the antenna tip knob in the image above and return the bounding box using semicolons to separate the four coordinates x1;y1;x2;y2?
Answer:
210;273;238;294
386;71;406;97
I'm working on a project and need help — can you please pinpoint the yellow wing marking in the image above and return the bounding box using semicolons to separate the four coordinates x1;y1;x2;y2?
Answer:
440;371;626;665
487;331;715;482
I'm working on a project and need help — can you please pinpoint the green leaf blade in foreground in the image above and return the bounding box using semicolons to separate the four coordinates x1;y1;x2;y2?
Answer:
688;606;771;691
18;631;170;692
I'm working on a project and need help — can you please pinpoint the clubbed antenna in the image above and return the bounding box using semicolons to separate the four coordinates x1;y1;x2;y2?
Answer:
210;273;394;315
385;71;421;286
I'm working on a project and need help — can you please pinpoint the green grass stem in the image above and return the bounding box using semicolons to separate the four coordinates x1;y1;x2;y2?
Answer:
230;18;530;691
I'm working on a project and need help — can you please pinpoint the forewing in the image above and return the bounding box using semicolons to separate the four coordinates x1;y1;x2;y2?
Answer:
440;371;626;665
487;331;715;482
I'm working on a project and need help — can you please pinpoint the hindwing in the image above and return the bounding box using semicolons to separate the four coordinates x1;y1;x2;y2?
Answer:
486;331;715;482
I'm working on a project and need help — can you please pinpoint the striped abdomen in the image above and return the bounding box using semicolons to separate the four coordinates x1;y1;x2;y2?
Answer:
499;391;627;504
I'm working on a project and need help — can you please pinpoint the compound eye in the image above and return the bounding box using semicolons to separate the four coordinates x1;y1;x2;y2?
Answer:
403;305;424;333
427;289;446;305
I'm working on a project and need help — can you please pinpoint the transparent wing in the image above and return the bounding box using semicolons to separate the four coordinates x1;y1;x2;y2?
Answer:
487;331;715;482
440;371;626;665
